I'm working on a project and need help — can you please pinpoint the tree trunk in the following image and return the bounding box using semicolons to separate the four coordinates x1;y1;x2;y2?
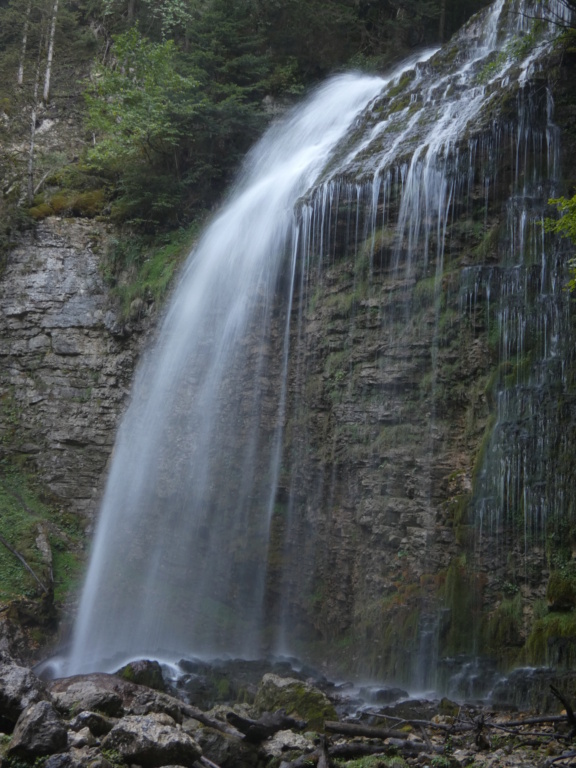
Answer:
43;0;59;104
17;0;32;85
439;0;447;41
27;25;46;204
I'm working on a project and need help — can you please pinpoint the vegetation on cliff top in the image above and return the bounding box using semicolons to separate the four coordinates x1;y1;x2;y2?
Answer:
0;0;489;243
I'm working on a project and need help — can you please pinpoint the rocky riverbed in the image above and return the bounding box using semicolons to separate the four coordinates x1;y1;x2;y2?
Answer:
1;651;576;768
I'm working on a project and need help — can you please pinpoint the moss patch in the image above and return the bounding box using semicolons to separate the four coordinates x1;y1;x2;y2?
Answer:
0;458;84;615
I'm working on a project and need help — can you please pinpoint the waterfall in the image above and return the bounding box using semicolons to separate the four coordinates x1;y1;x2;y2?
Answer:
66;0;574;684
67;74;386;674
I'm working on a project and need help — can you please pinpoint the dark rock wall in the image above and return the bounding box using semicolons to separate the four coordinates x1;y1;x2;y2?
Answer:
263;51;576;688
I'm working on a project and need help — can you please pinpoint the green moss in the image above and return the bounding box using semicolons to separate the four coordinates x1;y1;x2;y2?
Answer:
547;570;576;610
335;757;408;768
471;414;496;485
484;594;524;660
413;275;440;307
440;559;484;655
0;458;84;609
107;222;200;318
526;612;576;667
385;70;416;99
255;677;337;732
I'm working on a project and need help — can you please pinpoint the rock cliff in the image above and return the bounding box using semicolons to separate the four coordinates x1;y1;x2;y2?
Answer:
0;218;148;521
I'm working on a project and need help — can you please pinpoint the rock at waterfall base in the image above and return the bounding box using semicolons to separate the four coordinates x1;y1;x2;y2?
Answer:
254;673;337;731
8;700;68;756
101;713;202;767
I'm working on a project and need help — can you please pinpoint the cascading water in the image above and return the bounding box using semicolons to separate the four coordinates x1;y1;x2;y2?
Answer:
67;73;388;674
66;0;575;687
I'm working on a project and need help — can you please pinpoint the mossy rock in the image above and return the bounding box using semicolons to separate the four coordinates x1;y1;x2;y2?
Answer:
547;571;576;611
115;659;166;691
253;674;337;732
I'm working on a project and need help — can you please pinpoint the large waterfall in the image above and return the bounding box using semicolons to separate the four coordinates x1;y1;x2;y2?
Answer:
67;0;574;684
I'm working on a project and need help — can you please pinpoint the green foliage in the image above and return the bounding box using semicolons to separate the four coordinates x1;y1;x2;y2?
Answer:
85;28;200;228
104;221;200;317
544;195;576;290
526;611;576;666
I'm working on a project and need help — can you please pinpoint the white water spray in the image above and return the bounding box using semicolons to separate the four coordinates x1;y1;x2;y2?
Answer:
67;74;385;674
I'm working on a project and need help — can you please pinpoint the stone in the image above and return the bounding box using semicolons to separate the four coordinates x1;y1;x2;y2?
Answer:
254;674;337;731
8;700;68;756
44;754;76;768
260;729;315;758
182;716;260;768
115;659;166;691
69;710;116;736
50;675;124;717
101;713;202;767
0;654;49;724
69;726;97;748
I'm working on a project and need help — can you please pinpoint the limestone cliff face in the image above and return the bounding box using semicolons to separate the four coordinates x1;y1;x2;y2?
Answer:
262;36;576;687
0;218;148;521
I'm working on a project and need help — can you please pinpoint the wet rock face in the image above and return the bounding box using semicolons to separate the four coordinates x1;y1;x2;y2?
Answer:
0;218;149;518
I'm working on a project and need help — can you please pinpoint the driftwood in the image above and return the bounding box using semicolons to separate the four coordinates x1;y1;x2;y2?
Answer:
329;739;443;758
199;758;223;768
226;709;307;743
324;720;409;740
317;735;329;768
181;703;243;738
373;713;474;732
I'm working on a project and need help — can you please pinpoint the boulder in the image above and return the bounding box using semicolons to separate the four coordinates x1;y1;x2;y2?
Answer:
254;674;337;731
50;673;183;722
50;675;123;717
0;653;49;725
182;716;260;768
69;710;116;736
8;700;68;756
115;659;166;692
69;726;97;748
43;754;77;768
101;713;201;767
260;729;315;758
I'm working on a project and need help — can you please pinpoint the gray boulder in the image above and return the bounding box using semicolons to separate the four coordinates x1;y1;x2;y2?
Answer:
50;675;124;717
69;710;116;736
9;700;68;756
101;713;202;767
0;654;49;724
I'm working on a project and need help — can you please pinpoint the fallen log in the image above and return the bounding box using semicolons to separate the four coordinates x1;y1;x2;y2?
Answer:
328;739;443;759
226;709;307;743
371;714;474;732
181;703;243;738
325;720;408;740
